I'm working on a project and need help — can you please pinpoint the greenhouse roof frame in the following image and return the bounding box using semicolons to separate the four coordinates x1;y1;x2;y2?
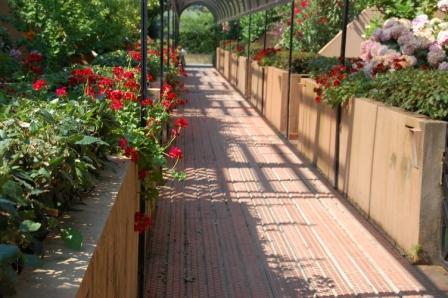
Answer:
174;0;292;22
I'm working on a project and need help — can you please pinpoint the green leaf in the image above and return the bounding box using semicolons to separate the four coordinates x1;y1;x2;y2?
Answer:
19;220;42;233
75;135;109;146
2;180;24;203
0;198;17;213
61;227;83;251
172;171;187;181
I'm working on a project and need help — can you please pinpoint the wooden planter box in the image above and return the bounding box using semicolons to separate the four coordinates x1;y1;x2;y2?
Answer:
223;50;231;81
299;78;447;262
216;48;225;75
249;61;266;113
16;159;140;297
229;53;238;87
216;47;221;74
236;56;249;97
264;66;302;138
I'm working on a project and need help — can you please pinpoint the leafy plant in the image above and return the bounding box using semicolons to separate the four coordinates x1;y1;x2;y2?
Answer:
317;67;448;121
5;0;143;68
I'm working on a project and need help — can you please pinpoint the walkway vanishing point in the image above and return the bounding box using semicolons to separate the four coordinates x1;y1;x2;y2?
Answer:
145;66;441;297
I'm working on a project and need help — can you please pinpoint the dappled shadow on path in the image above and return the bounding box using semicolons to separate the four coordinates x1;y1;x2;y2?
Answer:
145;67;440;297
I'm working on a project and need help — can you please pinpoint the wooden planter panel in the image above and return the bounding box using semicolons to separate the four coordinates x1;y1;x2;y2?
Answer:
236;56;248;97
17;159;140;298
249;61;266;113
298;79;447;261
230;54;238;87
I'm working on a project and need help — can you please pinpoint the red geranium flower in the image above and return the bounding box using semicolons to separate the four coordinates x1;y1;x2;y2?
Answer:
123;91;137;101
168;146;183;160
32;79;47;91
141;98;153;107
129;50;142;62
125;146;139;161
118;137;128;150
124;79;139;91
175;117;188;128
55;86;67;97
110;99;123;111
113;66;125;79
167;92;177;101
107;90;124;101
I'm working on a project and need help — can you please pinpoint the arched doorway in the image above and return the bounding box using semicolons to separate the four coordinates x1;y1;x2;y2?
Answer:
178;5;217;65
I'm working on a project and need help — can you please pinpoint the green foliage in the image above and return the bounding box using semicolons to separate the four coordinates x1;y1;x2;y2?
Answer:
240;9;281;43
366;70;448;120
92;50;136;68
0;53;21;79
179;7;218;54
307;56;341;76
266;51;319;73
366;0;438;19
323;69;448;121
279;1;370;52
5;0;142;67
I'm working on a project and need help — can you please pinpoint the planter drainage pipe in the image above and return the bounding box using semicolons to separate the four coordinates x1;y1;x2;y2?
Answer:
285;0;295;138
138;1;148;297
261;9;269;115
335;0;350;190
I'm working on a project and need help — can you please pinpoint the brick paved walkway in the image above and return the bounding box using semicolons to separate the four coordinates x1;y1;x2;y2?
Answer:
145;67;439;297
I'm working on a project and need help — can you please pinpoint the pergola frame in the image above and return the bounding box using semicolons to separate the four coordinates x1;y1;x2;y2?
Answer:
137;1;351;296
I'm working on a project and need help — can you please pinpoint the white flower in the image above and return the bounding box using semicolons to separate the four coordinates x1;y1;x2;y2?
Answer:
412;15;429;31
437;30;448;46
438;0;448;12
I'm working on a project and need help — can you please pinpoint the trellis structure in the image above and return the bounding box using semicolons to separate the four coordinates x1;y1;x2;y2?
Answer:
137;0;350;297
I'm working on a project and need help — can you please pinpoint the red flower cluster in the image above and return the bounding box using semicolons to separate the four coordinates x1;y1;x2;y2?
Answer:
141;98;153;107
175;117;188;128
171;117;189;137
161;83;186;111
134;212;153;233
168;146;183;160
23;51;44;75
118;137;139;161
129;50;142;62
314;60;364;103
253;48;281;62
68;67;97;86
32;79;47;91
55;86;68;97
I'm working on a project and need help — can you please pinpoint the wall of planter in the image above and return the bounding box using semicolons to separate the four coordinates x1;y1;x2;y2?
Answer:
16;159;140;297
216;47;448;263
